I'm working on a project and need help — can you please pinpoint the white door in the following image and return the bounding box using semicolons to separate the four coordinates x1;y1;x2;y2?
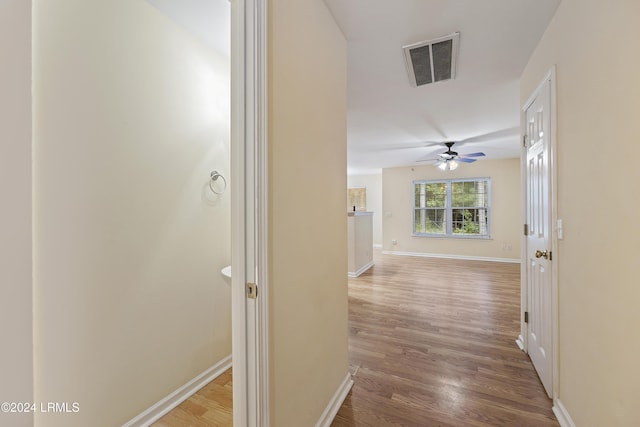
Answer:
524;78;553;397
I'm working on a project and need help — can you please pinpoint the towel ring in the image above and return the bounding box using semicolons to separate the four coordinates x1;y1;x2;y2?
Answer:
209;171;227;195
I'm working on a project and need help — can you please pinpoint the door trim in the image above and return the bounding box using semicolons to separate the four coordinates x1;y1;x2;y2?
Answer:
231;0;270;426
519;66;558;401
254;0;270;423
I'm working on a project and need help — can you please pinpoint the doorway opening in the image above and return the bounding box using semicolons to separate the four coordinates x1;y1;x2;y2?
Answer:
134;1;269;426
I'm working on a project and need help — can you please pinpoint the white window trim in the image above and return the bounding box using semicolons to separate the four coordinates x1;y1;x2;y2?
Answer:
412;177;492;239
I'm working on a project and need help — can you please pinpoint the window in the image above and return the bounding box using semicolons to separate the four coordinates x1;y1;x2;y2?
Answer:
413;178;490;238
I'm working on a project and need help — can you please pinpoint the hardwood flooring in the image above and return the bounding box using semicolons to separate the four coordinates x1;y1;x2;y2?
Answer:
152;369;233;427
152;252;557;426
333;252;558;427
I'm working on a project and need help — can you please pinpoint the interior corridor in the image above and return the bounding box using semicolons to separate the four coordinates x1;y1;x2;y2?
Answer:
333;251;558;426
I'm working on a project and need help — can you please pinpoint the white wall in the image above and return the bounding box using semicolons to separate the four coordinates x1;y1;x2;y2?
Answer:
382;159;521;261
521;0;640;425
33;1;231;425
0;1;33;426
268;0;349;424
348;173;382;246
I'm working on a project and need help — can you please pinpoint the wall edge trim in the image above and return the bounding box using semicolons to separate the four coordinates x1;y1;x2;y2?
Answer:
122;354;232;427
382;250;521;264
552;399;576;427
515;335;525;351
348;261;374;278
315;371;354;427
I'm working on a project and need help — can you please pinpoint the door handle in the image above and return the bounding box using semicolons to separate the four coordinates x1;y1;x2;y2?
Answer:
535;249;549;259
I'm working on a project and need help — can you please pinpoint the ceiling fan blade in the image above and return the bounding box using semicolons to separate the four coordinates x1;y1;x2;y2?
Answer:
416;157;440;163
460;152;485;157
456;157;477;163
416;150;445;161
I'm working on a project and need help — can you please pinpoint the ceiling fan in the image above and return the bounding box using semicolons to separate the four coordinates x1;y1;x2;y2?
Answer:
418;142;485;170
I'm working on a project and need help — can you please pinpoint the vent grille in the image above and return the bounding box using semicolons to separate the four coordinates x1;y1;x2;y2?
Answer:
403;32;459;87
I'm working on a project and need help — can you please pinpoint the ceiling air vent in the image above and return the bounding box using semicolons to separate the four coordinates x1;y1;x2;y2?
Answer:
403;32;460;87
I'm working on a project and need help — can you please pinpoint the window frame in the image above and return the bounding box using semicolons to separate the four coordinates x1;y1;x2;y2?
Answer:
412;177;492;239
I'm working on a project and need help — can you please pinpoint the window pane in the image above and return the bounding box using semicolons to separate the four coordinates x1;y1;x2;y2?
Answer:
466;182;476;206
414;184;423;208
478;208;489;235
426;183;446;207
414;209;446;234
452;208;487;235
415;182;447;208
451;179;490;208
464;181;475;194
452;189;464;206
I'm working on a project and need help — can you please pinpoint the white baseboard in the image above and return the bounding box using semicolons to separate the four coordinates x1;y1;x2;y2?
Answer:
553;399;576;427
382;250;520;264
373;244;383;249
122;354;232;427
348;261;374;278
515;334;525;350
315;371;354;427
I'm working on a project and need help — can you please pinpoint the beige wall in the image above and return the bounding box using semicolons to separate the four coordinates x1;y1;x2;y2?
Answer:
382;159;521;260
33;1;231;425
268;0;349;424
348;174;383;246
0;1;33;426
521;0;640;425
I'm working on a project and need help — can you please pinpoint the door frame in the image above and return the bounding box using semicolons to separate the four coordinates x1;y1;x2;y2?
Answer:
518;66;558;401
231;0;270;426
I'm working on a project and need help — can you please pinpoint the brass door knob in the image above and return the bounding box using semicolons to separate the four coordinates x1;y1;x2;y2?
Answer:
535;249;549;259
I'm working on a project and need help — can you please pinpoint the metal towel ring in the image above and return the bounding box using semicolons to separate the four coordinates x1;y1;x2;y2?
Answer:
209;171;227;195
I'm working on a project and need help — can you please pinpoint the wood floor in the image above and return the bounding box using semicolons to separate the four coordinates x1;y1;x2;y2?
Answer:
153;252;558;426
152;369;233;427
333;252;558;427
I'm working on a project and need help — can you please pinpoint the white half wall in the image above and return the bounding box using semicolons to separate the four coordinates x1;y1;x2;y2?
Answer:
348;173;382;246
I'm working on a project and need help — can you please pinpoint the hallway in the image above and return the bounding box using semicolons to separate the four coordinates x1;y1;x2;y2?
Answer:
149;251;558;426
333;252;558;426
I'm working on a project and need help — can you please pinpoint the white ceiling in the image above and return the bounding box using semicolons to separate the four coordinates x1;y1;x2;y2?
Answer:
145;0;560;176
323;0;560;175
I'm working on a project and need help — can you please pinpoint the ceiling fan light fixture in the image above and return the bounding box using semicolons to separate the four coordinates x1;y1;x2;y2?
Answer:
438;160;458;171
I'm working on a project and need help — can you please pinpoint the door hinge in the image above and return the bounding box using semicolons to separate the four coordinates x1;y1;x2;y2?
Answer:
524;224;529;236
523;135;527;147
247;282;258;299
524;311;529;323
